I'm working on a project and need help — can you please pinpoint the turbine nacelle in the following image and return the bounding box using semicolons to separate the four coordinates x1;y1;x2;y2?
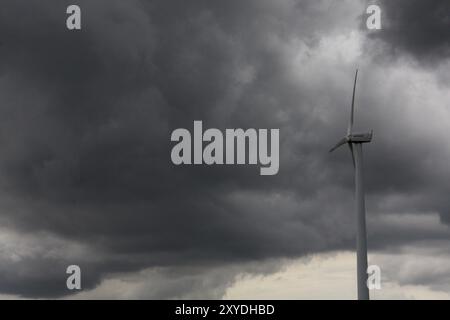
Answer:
347;131;373;143
329;130;373;153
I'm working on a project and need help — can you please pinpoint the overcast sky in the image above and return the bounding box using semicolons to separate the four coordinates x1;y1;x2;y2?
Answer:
0;0;449;299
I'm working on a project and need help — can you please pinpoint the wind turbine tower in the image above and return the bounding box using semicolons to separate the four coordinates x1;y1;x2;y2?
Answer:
330;70;373;300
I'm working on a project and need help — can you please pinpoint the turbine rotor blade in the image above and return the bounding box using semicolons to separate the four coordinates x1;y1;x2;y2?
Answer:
348;69;358;136
348;142;355;168
329;137;347;153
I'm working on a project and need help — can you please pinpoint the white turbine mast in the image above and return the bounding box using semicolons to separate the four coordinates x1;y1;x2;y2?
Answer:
330;69;373;300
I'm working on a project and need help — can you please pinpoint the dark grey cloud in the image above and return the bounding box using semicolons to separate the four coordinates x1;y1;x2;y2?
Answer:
364;0;450;63
0;0;448;298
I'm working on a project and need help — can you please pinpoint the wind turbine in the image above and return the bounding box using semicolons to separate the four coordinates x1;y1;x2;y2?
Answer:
329;70;373;300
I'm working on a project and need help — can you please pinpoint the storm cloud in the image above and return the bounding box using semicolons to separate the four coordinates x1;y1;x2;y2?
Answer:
364;0;450;63
0;0;449;298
